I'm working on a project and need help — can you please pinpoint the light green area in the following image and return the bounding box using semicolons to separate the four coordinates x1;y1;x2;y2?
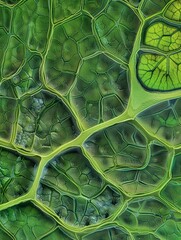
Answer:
0;0;180;239
137;52;181;90
137;0;181;91
165;0;181;21
145;21;181;51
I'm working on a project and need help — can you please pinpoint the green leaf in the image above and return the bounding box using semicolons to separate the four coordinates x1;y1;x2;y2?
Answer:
0;0;180;239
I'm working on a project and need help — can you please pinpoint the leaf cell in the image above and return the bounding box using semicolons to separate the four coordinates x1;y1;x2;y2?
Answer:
160;152;181;211
45;14;99;95
11;54;42;97
37;148;122;227
84;121;149;171
2;36;25;79
37;184;122;227
15;91;80;154
83;225;131;240
137;98;181;146
0;203;56;240
40;227;74;240
137;51;181;91
94;0;140;63
85;124;171;195
53;0;81;23
13;0;50;52
164;0;181;22
144;21;181;52
40;148;104;198
83;0;108;16
117;196;175;231
0;148;38;203
70;54;129;128
141;0;170;17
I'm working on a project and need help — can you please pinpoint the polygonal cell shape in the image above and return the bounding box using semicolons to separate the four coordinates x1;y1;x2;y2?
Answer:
41;227;74;240
144;21;181;52
94;0;140;63
0;147;38;203
11;53;42;97
84;121;171;195
0;80;17;141
161;151;181;211
53;0;81;23
156;211;181;240
70;54;129;128
15;90;80;154
39;148;105;198
164;0;181;22
84;121;149;171
137;98;181;146
137;51;181;91
117;196;180;232
2;36;25;79
13;0;50;52
0;6;11;32
0;0;180;238
83;225;131;240
137;16;181;91
83;0;108;16
45;14;99;95
141;0;170;17
0;202;57;240
37;148;123;227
